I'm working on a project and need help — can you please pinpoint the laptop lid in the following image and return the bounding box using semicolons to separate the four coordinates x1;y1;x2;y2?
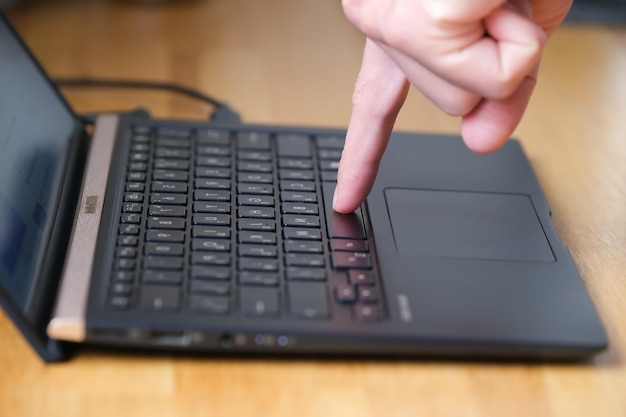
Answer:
0;14;86;361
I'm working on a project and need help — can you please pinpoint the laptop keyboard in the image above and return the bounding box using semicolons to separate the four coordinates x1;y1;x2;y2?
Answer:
107;125;385;322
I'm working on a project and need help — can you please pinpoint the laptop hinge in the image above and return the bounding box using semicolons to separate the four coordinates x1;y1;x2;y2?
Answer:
47;115;119;342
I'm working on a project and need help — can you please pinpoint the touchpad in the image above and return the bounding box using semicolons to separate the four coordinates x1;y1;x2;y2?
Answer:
384;188;554;262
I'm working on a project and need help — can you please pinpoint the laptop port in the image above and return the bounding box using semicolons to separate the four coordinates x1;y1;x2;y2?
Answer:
149;330;191;347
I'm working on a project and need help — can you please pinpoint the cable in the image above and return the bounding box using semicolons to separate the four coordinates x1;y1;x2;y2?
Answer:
53;77;242;123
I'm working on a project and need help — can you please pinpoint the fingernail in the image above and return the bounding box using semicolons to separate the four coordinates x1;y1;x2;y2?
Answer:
332;184;339;210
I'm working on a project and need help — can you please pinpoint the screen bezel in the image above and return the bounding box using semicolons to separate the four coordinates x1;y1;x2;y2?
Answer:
0;12;86;361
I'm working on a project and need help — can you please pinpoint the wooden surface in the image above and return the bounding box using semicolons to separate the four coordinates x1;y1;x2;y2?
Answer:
2;1;626;416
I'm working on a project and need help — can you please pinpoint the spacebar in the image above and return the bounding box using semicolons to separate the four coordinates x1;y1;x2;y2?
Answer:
321;182;366;239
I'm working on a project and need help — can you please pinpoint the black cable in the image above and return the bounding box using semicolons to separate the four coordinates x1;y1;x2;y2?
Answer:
53;77;242;123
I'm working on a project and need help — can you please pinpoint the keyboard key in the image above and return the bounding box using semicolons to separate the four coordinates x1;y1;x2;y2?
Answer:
238;161;273;173
154;159;190;170
191;253;231;266
283;240;323;254
192;213;231;226
283;228;322;241
147;217;185;230
119;224;140;235
117;236;138;247
189;266;231;281
288;282;330;319
196;167;231;178
155;148;190;159
238;151;271;162
191;226;230;239
335;284;357;304
238;219;276;232
238;258;279;272
192;226;231;239
127;172;146;182
128;162;148;172
197;146;231;156
197;156;230;167
285;267;326;281
152;181;188;193
237;207;275;219
124;192;143;203
109;283;132;296
285;254;325;267
330;239;368;252
319;160;340;171
194;190;231;202
189;295;230;315
239;271;279;286
238;231;277;245
126;182;145;192
150;193;187;205
149;205;186;217
197;129;230;146
281;203;319;215
317;149;342;160
278;158;314;170
144;243;184;257
153;170;189;182
142;271;183;285
193;202;230;213
348;270;376;285
115;247;137;258
331;252;372;269
237;195;274;207
156;138;191;148
139;286;180;312
122;202;142;213
238;173;273;183
237;132;270;149
280;191;317;203
282;215;320;228
107;296;131;310
113;259;136;271
321;182;366;239
279;170;315;181
238;183;274;195
195;179;231;189
158;127;191;138
121;213;141;224
191;239;231;252
238;245;278;258
353;304;382;322
316;135;345;149
188;281;230;295
145;230;185;243
143;256;183;270
276;134;311;158
240;287;279;317
111;271;134;283
280;181;316;192
357;286;380;303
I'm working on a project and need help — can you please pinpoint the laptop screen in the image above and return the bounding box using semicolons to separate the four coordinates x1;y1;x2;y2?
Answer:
0;17;79;311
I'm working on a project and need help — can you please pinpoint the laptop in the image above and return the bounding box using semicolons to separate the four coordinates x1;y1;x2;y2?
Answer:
0;14;607;362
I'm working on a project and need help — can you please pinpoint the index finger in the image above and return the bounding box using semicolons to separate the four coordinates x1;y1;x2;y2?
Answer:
333;39;409;213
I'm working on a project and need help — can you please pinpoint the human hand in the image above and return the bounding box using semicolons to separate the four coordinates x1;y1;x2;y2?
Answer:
333;0;573;213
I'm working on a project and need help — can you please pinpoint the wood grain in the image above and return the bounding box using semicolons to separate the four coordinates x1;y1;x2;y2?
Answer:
1;1;626;416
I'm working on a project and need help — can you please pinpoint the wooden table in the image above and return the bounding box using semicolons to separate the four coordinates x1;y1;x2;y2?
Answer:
2;1;626;416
